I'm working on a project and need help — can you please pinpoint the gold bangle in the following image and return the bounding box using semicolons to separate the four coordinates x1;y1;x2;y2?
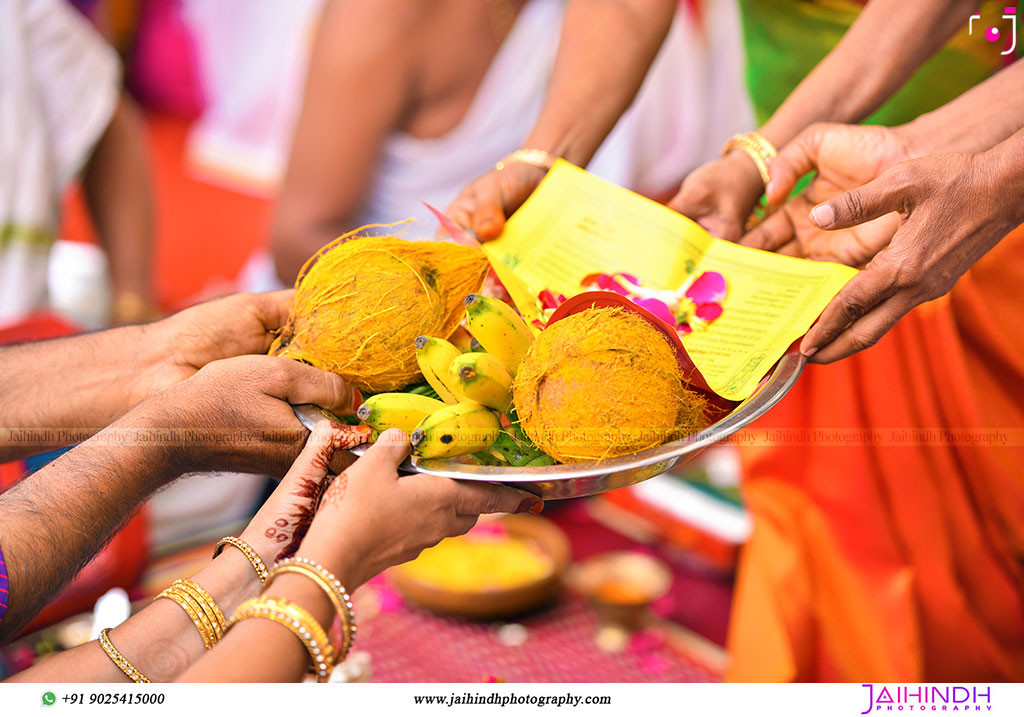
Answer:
213;537;268;584
268;557;357;659
156;579;225;649
174;579;227;641
99;628;151;683
495;148;556;172
229;596;335;682
158;585;215;649
722;131;777;187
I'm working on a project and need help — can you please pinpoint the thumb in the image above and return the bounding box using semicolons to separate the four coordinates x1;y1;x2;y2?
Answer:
765;123;832;205
359;427;412;472
472;200;506;241
265;357;361;417
809;166;912;231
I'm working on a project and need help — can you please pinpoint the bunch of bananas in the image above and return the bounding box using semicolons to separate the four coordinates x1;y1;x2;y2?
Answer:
354;294;552;465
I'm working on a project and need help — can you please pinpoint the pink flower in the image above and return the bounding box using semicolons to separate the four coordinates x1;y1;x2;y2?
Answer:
578;271;727;337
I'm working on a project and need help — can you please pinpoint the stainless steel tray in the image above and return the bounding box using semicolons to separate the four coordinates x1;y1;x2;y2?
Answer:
293;349;803;500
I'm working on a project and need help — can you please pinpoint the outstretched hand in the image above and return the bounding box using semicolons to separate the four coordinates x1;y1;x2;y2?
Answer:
138;291;297;399
297;426;544;589
445;163;548;240
137;354;360;477
796;149;1011;363
740;123;911;265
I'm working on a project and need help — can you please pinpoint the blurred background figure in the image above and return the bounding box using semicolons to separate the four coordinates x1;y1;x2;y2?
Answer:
0;0;156;329
0;0;757;680
255;0;753;286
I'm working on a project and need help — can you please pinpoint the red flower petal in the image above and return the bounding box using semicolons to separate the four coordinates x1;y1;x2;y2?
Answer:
695;303;724;321
686;271;727;304
538;289;561;310
631;297;677;327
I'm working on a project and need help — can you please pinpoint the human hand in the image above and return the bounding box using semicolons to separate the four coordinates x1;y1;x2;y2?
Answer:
798;148;1016;363
135;354;361;476
131;291;297;405
667;151;767;242
297;426;544;588
237;420;350;567
445;163;548;241
740;123;912;265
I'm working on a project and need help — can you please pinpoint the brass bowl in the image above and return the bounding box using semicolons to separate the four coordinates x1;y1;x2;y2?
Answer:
390;514;571;619
570;551;673;631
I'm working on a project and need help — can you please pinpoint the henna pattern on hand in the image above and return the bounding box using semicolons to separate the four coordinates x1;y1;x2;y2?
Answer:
317;470;349;512
275;475;328;561
259;423;369;562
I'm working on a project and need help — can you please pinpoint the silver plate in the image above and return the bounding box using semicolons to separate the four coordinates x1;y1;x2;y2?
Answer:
292;349;803;500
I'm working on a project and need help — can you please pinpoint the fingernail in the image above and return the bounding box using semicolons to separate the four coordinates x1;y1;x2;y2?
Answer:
810;204;834;228
351;388;363;408
529;499;544;515
765;179;777;199
802;346;818;358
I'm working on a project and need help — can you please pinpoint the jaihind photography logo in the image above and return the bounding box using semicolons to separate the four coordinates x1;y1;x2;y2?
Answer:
860;684;993;713
969;6;1017;55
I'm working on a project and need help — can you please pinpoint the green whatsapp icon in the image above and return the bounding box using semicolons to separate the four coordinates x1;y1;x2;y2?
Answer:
41;691;56;706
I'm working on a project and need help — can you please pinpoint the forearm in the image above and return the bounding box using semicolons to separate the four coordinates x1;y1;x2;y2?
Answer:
522;0;675;164
180;509;366;682
979;128;1024;226
0;323;167;462
8;550;261;682
896;62;1024;157
83;92;156;313
759;0;982;148
0;416;180;641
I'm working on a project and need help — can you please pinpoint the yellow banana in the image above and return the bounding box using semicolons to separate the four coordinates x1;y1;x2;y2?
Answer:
463;294;534;376
410;401;501;459
448;325;475;353
357;393;446;434
448;352;513;413
414;336;464;404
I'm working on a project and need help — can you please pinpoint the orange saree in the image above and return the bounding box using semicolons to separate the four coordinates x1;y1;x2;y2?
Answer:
729;226;1024;681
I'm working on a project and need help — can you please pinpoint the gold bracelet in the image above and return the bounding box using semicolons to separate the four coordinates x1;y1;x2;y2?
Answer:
229;596;335;682
268;557;357;659
173;579;227;641
158;585;215;649
156;579;225;649
99;628;151;683
722;131;777;187
213;537;268;584
495;148;556;172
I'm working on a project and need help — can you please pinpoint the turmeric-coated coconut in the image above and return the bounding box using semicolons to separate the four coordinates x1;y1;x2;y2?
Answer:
269;225;489;392
513;307;707;463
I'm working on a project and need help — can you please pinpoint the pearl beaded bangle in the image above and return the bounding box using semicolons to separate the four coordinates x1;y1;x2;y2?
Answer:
268;557;357;660
228;596;335;682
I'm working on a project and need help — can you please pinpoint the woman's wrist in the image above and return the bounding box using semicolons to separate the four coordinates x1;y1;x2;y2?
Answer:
292;519;366;591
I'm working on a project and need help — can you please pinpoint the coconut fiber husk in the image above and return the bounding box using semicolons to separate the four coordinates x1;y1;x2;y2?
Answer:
269;223;489;392
513;307;708;463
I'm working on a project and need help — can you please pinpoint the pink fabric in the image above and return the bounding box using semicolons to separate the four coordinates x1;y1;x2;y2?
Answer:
128;0;204;117
359;590;720;683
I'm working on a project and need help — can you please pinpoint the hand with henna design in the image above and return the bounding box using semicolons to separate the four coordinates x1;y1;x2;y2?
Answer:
297;427;545;589
237;424;370;564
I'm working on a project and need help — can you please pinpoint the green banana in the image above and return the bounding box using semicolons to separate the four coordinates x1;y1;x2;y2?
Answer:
410;401;501;459
357;393;446;435
464;294;534;376
448;352;514;413
414;336;464;404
